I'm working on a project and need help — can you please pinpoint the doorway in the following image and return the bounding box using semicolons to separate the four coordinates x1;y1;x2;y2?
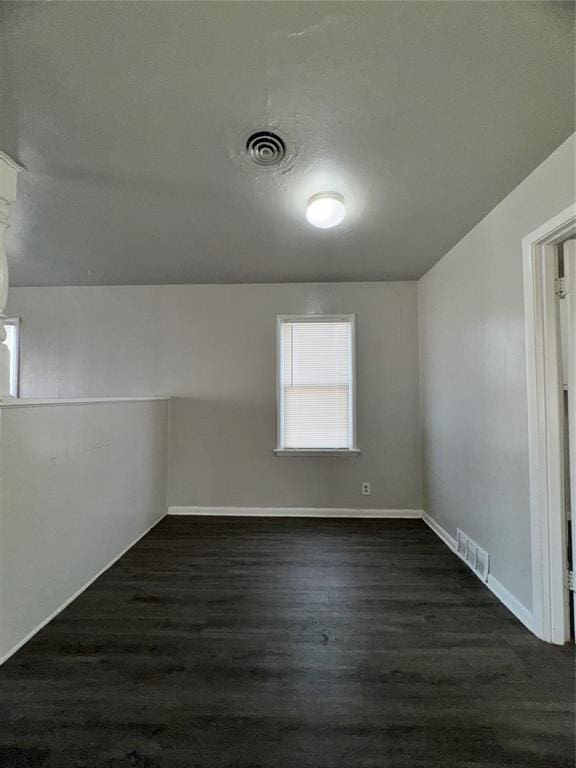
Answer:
559;239;576;639
523;206;576;644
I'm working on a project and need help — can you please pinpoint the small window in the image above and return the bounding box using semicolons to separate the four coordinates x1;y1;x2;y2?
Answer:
276;315;358;455
4;318;20;397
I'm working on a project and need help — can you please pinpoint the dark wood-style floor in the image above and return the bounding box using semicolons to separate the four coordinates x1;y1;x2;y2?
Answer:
0;517;574;768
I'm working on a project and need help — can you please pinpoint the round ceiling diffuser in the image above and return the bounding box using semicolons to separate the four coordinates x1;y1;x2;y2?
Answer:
245;131;286;166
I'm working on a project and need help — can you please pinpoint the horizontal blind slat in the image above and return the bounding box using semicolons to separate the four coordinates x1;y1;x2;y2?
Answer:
280;319;353;449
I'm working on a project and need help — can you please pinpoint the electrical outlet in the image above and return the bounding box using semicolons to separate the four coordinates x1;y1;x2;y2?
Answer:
362;482;371;496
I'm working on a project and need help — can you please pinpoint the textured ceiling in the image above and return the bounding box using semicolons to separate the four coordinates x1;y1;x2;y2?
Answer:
1;1;574;286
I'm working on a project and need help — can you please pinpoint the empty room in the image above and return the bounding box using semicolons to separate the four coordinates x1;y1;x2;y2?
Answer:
0;2;575;766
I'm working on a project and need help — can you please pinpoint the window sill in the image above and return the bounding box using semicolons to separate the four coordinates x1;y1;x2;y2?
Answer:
274;448;361;457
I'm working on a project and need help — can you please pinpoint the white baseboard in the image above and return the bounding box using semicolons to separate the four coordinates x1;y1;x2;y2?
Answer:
486;574;535;633
422;511;457;550
2;508;536;666
168;506;423;519
422;511;535;634
0;513;167;667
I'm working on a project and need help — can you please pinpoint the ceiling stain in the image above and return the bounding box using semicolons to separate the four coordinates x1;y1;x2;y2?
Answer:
283;14;351;40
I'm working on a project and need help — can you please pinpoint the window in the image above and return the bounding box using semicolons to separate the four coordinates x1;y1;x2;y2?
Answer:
4;318;20;397
276;315;358;454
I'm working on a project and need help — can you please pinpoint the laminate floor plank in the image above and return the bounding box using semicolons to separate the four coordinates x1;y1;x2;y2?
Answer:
0;517;573;768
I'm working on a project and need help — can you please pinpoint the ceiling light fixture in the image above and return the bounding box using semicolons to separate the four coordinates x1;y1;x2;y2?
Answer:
306;193;346;229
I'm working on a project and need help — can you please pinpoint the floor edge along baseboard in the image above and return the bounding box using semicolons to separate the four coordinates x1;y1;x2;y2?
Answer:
421;512;535;634
2;508;538;667
168;506;424;518
0;513;167;667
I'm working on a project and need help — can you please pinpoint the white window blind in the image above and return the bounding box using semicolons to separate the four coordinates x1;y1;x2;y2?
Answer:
4;318;20;398
277;316;355;450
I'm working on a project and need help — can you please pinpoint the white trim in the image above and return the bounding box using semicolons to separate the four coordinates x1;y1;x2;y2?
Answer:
0;149;25;173
275;313;358;453
564;240;576;639
0;513;167;667
0;396;170;409
273;448;361;457
523;205;576;248
4;317;19;398
422;513;534;634
422;511;456;550
486;574;535;633
350;313;357;450
275;314;356;323
523;205;576;644
169;506;423;519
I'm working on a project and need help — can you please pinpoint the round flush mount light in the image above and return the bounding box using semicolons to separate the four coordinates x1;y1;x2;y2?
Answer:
306;193;346;229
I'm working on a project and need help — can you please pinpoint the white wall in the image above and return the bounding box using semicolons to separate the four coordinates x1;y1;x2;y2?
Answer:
7;282;422;511
0;399;168;662
418;133;576;611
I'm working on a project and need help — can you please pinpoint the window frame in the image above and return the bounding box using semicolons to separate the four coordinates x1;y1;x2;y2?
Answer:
274;313;360;457
4;317;20;398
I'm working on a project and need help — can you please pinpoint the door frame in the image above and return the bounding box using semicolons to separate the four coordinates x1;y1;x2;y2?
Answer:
523;204;576;644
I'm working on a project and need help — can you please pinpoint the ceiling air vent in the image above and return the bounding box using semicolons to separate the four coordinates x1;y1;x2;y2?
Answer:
245;131;286;167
